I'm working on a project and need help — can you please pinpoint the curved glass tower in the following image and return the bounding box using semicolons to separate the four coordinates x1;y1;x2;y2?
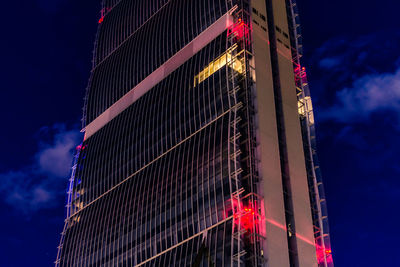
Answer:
56;0;333;266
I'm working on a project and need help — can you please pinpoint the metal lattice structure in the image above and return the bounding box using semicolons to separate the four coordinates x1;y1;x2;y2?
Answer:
286;0;334;266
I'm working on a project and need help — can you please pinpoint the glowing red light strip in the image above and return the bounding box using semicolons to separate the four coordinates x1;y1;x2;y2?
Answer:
265;218;315;246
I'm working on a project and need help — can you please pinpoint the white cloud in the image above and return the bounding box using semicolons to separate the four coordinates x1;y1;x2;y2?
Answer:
37;129;79;178
319;66;400;123
0;124;81;213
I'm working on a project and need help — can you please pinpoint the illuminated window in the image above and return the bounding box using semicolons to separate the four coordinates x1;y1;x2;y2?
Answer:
298;96;314;124
193;45;244;87
74;200;84;210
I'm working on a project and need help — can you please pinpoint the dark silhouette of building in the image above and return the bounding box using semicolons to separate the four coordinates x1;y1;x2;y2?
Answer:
56;0;333;266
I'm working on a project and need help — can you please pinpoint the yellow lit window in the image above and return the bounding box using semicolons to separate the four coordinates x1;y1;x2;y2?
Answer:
193;45;244;87
298;96;314;124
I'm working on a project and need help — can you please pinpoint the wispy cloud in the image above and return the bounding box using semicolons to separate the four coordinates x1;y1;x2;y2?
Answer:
309;32;400;125
309;33;400;206
0;124;81;213
319;65;400;123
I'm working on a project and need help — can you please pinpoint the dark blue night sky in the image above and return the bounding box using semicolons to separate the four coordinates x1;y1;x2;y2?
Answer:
1;1;399;266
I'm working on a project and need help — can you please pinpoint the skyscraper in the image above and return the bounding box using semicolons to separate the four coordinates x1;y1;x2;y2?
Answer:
56;0;333;266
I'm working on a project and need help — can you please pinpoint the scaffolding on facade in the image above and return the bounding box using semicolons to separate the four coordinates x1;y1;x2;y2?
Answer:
226;2;266;265
287;0;333;266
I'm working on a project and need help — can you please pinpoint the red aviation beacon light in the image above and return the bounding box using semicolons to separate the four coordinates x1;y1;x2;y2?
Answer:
98;7;111;24
228;18;250;43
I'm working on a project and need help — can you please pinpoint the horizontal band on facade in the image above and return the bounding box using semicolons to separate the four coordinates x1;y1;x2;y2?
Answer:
69;102;243;220
83;7;237;141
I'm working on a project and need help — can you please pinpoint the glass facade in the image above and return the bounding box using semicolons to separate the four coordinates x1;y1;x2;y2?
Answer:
56;0;332;266
85;0;233;125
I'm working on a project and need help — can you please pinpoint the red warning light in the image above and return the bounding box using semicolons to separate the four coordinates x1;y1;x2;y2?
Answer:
233;205;260;234
316;245;333;264
241;207;256;232
76;144;87;151
98;7;111;24
228;19;249;40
